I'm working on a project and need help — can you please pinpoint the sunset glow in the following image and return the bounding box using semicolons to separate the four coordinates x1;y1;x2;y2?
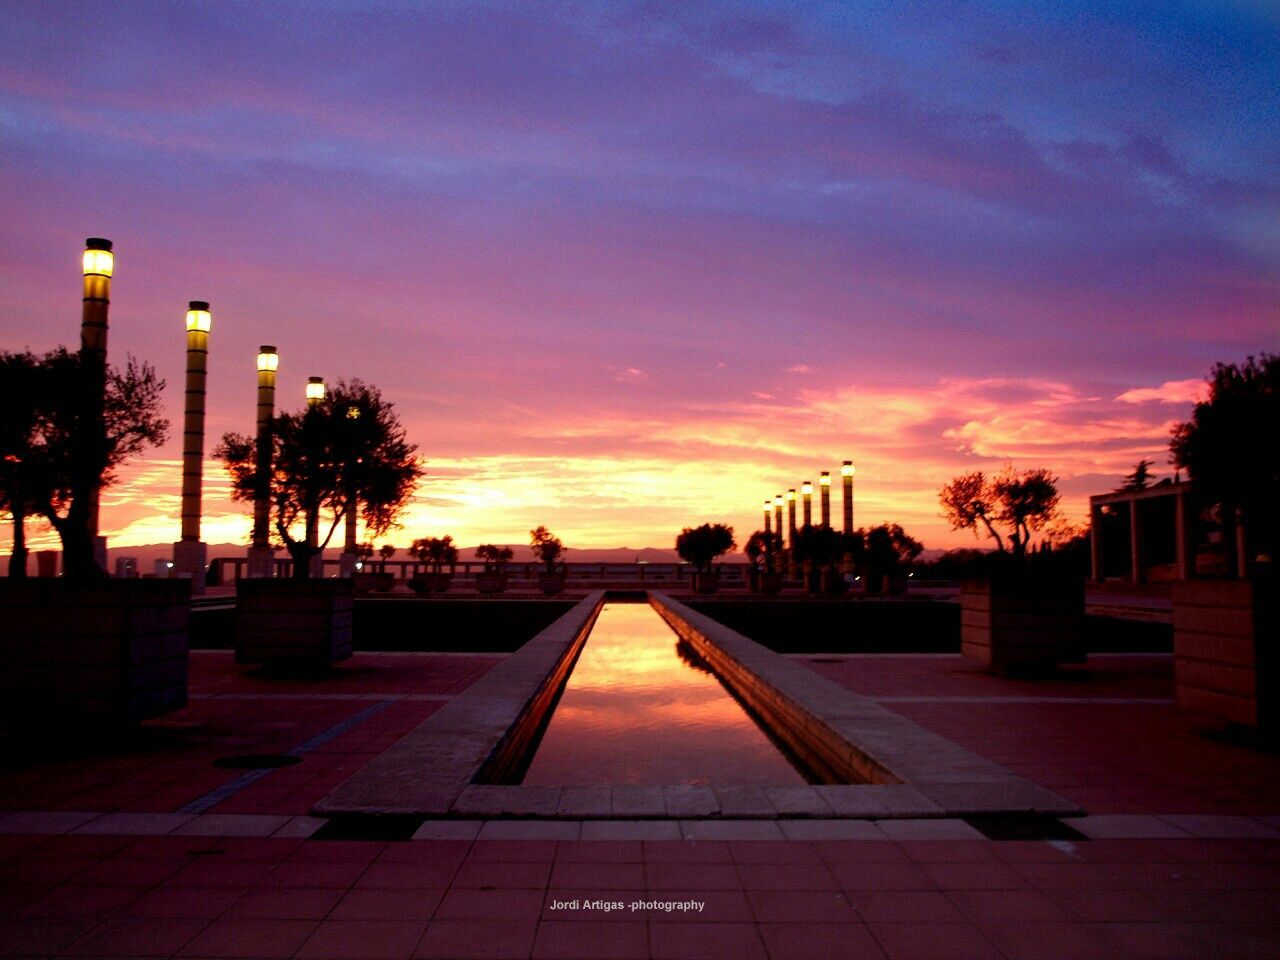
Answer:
1;3;1276;554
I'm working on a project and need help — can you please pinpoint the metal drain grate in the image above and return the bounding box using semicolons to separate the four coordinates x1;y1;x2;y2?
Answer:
310;815;427;842
964;814;1088;841
212;754;303;770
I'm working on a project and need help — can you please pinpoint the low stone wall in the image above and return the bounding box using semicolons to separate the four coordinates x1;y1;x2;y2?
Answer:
235;579;354;666
1173;578;1273;729
0;579;190;728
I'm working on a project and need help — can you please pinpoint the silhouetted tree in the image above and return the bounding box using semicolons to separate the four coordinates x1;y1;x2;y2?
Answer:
217;380;421;579
1122;459;1154;490
675;523;735;572
0;348;167;579
1171;354;1280;571
940;466;1059;557
862;523;923;587
744;529;783;574
411;536;457;574
475;544;513;572
529;526;564;572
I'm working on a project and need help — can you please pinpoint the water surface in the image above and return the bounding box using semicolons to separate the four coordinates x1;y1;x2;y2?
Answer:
521;603;807;785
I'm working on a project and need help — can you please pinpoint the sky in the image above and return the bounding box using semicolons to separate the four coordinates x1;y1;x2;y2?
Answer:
1;1;1277;554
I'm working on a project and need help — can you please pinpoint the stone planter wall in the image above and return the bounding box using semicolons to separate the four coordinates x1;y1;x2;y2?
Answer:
1173;577;1275;729
0;579;190;728
476;573;509;595
961;577;1085;673
538;572;567;595
235;579;353;666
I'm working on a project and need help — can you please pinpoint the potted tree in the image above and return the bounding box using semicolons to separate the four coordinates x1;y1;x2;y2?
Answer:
940;466;1083;674
530;526;567;594
217;379;422;666
744;530;784;594
408;536;457;593
791;523;849;595
0;337;186;729
1169;354;1278;732
474;544;513;595
864;523;922;595
676;523;735;594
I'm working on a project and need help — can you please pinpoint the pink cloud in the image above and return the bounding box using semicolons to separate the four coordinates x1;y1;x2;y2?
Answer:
1116;379;1205;405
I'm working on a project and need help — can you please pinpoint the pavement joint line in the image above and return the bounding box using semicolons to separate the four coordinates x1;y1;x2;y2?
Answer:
177;698;397;815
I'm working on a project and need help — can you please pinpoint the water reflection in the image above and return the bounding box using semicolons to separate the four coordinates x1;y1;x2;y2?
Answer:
521;603;807;786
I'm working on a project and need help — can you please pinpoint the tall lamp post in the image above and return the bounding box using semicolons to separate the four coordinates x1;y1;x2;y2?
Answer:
801;481;813;528
842;461;855;533
763;500;772;535
304;377;326;577
80;238;113;573
172;301;211;593
820;471;831;528
339;404;362;578
246;346;278;578
786;488;798;577
773;495;784;543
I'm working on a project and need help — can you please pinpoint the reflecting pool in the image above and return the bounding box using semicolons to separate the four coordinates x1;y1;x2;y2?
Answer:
521;603;807;785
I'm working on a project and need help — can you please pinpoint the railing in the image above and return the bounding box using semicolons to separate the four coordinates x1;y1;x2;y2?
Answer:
209;557;754;586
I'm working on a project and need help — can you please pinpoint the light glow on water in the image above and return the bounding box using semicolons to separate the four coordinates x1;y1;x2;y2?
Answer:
521;603;807;786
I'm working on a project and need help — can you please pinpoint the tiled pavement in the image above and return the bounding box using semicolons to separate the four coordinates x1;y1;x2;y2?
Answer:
1;650;1278;958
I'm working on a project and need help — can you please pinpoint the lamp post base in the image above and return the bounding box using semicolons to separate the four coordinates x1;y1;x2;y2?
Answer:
171;540;208;596
93;536;108;572
338;551;359;578
246;545;275;579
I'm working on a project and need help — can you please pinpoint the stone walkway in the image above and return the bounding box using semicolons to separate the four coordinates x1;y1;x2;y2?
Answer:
1;650;1278;958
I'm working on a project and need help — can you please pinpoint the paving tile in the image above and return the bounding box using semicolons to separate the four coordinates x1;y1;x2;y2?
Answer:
296;919;428;959
662;786;717;818
272;816;327;839
816;841;914;865
747;889;859;923
124;886;244;919
479;821;582;841
757;922;886;960
227;887;345;920
0;811;102;835
729;841;823;865
0;918;96;956
62;917;211;957
555;841;643;863
947;889;1068;923
261;859;367;888
73;812;196;836
736;862;837;891
532;919;648;959
331;888;444;921
175;814;292;838
580;821;681;842
550;860;645;889
639;889;754;923
779;820;885;841
70;857;187;887
435;887;545;921
897;841;1001;864
379;840;472;865
611;787;666;818
830;861;935;892
468;840;558;863
357;860;458;889
414;919;537;959
848;891;966;923
18;883;142;919
291;840;385;862
178;917;319;958
876;820;985;841
455;859;552;889
648;920;766;959
868;921;1004;960
920;861;1032;890
1063;815;1191;840
646;861;741;890
642;841;732;864
678;820;784;841
1158;814;1280;840
1039;887;1168;923
412;819;482;841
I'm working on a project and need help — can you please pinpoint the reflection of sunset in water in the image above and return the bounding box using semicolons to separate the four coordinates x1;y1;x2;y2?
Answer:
521;604;806;786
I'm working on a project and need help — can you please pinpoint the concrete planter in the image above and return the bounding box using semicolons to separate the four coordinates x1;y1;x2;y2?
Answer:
749;570;783;594
1172;576;1276;730
408;573;453;594
353;572;395;594
235;579;353;666
0;579;190;729
961;576;1085;674
692;570;721;595
538;572;567;595
475;572;509;595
